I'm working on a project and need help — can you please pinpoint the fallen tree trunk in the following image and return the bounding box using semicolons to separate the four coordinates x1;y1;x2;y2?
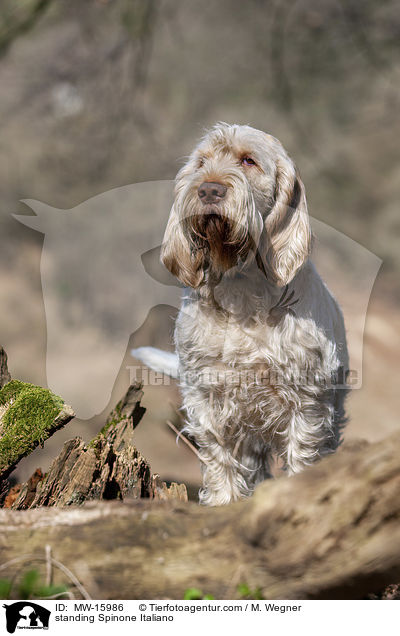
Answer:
1;432;399;600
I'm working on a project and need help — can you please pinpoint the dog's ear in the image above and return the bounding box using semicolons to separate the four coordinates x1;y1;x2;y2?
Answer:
161;204;205;288
262;157;312;286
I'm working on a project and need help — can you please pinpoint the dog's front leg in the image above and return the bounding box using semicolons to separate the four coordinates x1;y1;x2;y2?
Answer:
197;435;253;506
182;392;254;505
278;397;338;474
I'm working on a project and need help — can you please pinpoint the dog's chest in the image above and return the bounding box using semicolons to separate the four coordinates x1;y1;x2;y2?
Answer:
175;296;338;386
176;300;277;368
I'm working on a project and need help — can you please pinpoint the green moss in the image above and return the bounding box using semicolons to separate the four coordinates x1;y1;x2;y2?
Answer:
88;402;122;448
87;419;115;451
0;379;26;406
0;380;64;473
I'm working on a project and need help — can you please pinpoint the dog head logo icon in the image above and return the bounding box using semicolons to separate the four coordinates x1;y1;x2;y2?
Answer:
3;602;50;633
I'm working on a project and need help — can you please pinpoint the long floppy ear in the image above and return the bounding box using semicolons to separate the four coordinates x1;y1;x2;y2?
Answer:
160;204;205;288
262;157;312;286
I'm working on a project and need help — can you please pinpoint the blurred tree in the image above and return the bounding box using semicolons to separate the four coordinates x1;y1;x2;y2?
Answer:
0;0;55;56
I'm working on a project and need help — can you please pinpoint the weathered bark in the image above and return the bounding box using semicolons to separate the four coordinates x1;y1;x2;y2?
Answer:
3;468;43;509
151;474;189;502
0;346;11;388
9;383;187;509
1;432;399;600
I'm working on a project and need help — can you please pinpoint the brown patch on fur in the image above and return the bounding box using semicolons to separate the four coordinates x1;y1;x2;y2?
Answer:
289;177;302;211
167;247;205;288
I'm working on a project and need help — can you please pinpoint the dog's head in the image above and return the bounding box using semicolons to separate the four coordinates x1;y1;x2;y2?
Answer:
161;123;312;288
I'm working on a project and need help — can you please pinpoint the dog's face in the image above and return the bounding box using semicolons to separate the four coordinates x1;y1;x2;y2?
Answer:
161;123;312;288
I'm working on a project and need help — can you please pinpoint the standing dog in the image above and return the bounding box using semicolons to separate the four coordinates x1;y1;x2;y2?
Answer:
140;123;349;506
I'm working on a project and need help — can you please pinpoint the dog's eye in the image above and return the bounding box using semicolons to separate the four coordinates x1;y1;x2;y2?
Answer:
198;157;206;168
241;156;256;167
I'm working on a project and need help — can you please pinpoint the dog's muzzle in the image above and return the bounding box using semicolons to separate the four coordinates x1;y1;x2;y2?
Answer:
195;180;230;238
198;181;227;204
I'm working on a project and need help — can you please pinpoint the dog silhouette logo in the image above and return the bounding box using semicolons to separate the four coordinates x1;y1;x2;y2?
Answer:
3;602;50;633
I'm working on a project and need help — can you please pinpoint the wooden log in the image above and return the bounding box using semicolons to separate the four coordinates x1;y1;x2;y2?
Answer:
1;432;399;600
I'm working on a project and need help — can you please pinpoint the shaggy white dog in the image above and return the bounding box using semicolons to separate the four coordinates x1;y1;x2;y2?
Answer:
136;123;348;506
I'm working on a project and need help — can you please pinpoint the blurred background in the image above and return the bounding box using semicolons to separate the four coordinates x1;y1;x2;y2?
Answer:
0;0;399;493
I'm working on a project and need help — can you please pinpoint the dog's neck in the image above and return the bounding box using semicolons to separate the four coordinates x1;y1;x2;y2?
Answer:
186;261;301;326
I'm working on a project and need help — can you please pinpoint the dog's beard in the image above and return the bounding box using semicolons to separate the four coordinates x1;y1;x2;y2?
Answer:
190;207;252;273
176;177;263;279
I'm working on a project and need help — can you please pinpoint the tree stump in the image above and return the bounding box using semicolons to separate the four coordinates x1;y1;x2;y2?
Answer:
8;382;188;509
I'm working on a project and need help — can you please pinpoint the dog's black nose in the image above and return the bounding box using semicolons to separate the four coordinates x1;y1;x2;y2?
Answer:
198;181;227;204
